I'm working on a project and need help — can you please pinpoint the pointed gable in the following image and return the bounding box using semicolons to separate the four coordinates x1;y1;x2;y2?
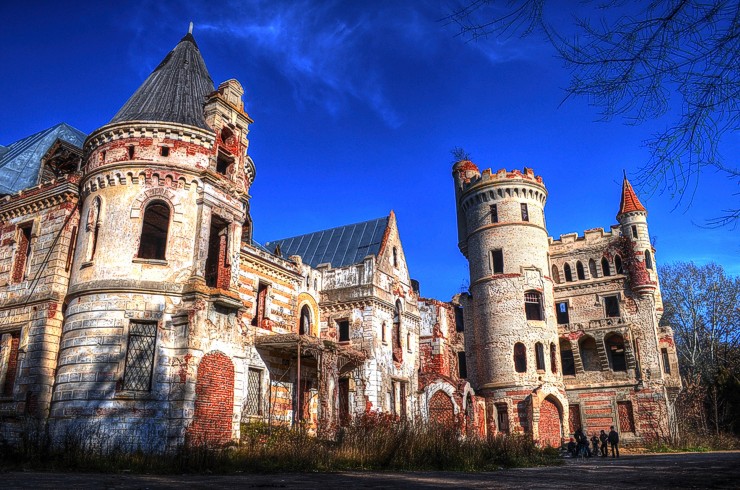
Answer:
110;32;214;131
617;176;647;219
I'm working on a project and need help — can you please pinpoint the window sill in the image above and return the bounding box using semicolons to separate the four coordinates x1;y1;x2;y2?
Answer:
132;258;168;266
80;261;94;269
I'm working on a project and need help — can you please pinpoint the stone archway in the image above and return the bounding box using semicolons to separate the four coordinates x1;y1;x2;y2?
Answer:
189;351;234;446
538;395;563;447
428;390;455;427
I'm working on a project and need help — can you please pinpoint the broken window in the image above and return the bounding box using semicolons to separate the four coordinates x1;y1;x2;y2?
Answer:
205;215;230;288
615;254;624;274
514;342;527;373
560;339;576;376
496;403;509;434
245;368;263;415
524;291;543;321
551;265;560;284
589;259;598;278
490;204;498;223
645;249;653;269
605;333;627;372
12;224;32;284
121;321;157;391
299;305;311;335
216;151;232;175
338;320;350;342
137;200;170;260
604;295;620;318
491;249;504;274
458;351;467;378
454;306;464;332
579;336;601;372
661;348;671;374
601;257;611;276
520;203;529;221
535;342;545;371
556;302;570;325
564;263;573;282
0;331;21;397
576;261;585;280
252;282;268;327
550;343;557;373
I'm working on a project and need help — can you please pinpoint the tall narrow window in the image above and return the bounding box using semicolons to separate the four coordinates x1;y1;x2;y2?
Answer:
550;343;557;373
579;336;601;372
137;200;170;260
520;203;529;221
86;197;101;262
338;320;350;342
393;247;398;267
564;263;573;282
245;368;263;415
399;382;407;419
381;322;387;343
128;145;135;159
490;204;498;223
535;342;545;371
560;339;576;375
556;302;570;324
122;321;157;391
551;265;560;284
454;306;465;332
12;224;32;284
632;225;638;238
393;301;403;361
65;226;78;272
299;305;311;335
645;250;653;269
589;259;598;278
514;342;527;373
576;261;585;280
615;255;624;274
661;348;671;374
524;291;543;321
406;332;411;352
605;333;627;371
205;216;230;288
601;257;611;276
496;403;509;434
0;331;21;396
604;296;620;318
491;249;504;274
458;351;467;378
253;282;268;327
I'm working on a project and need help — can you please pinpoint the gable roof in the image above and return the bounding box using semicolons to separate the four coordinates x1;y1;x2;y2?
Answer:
109;32;214;131
0;123;86;195
264;216;390;268
617;176;647;218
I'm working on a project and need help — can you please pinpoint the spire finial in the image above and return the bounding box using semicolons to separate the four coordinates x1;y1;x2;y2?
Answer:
188;22;193;34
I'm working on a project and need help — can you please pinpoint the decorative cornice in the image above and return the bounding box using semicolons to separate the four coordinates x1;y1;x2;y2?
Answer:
0;178;79;220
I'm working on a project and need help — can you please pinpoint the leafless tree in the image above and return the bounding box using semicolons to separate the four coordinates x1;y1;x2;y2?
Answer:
447;1;740;226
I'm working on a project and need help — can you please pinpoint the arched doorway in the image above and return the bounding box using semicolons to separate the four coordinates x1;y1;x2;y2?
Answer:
428;390;455;427
538;395;563;447
189;352;234;446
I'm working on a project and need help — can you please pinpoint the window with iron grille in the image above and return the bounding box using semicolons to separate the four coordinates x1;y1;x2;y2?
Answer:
524;291;543;321
122;322;157;391
245;368;263;415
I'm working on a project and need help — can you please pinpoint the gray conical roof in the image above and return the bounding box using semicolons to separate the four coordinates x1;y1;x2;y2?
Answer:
110;33;214;131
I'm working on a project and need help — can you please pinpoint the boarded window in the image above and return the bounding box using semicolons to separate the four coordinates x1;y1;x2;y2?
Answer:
615;255;624;274
524;291;543;321
205;215;230;288
645;250;653;269
245;368;263;415
560;339;576;375
661;348;671;374
604;296;620;318
491;249;504;274
514;342;527;373
589;259;598;278
576;261;585;280
521;203;529;221
0;331;21;397
490;204;498;223
550;343;557;373
122;322;157;392
458;351;467;378
601;257;611;276
564;263;573;282
617;401;635;433
338;320;350;342
556;302;570;324
605;333;627;371
579;336;601;372
137;201;170;260
535;342;545;371
253;282;268;327
12;224;32;283
496;403;509;434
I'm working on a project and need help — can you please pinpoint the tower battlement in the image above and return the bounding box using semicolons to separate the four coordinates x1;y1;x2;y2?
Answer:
454;163;545;192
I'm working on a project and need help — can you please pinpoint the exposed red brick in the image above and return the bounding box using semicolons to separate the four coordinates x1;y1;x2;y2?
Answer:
188;352;234;447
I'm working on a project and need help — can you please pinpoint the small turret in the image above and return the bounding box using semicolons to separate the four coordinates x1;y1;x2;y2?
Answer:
617;176;656;296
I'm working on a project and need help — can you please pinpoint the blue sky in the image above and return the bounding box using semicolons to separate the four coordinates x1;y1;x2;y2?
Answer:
1;0;738;300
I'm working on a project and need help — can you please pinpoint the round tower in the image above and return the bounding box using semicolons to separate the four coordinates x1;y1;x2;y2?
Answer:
453;164;566;444
53;30;254;449
616;176;656;297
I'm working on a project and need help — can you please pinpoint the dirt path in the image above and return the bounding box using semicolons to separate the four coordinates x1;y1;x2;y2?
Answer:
2;451;738;488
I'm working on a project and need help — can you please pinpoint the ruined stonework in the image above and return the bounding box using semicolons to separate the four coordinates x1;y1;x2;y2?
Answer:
452;160;681;445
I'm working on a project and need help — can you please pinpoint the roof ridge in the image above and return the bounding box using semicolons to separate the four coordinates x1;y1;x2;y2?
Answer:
265;215;389;244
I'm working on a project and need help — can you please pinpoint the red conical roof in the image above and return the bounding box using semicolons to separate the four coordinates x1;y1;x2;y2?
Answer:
617;176;646;218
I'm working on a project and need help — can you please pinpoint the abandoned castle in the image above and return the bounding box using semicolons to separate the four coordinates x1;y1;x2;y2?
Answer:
0;30;682;451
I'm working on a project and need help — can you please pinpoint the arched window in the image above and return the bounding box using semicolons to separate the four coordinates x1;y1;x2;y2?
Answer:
299;305;311;335
601;257;611;277
514;342;527;373
589;259;598;278
579;336;601;372
550;342;557;373
560;338;576;376
576;261;585;280
564;263;573;282
535;342;545;371
524;290;543;321
645;249;653;269
551;265;560;284
137;201;170;260
605;333;627;371
615;254;624;274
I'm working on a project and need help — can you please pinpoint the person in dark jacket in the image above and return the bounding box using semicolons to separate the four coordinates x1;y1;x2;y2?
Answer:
608;425;620;458
599;429;609;457
567;437;577;457
591;434;600;456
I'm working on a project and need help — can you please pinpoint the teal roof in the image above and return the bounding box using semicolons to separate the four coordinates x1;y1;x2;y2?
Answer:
264;216;389;268
0;123;86;195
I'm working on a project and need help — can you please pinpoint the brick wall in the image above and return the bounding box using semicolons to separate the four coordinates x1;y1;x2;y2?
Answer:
189;351;235;446
538;397;562;447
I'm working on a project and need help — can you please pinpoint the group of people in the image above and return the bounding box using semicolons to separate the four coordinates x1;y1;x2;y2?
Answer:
566;426;620;459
